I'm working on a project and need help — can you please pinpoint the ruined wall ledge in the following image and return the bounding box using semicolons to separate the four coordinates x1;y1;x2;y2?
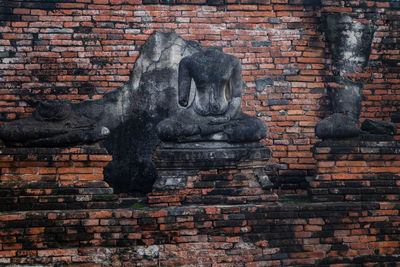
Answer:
0;146;118;212
0;201;399;265
310;138;400;202
142;0;319;6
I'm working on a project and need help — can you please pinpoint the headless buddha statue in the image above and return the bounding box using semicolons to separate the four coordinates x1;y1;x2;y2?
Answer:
157;48;267;143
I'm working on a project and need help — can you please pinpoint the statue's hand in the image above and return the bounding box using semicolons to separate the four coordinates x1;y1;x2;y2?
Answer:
209;116;230;125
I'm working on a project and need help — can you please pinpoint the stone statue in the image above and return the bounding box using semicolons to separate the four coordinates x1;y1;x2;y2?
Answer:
315;14;374;139
315;14;397;139
0;100;109;147
156;48;267;143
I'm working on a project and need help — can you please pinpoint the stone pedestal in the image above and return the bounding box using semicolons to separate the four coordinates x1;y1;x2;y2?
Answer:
0;146;118;211
309;139;400;202
149;142;277;206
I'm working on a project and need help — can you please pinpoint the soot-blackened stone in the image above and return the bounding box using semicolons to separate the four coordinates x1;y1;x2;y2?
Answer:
361;119;397;135
71;31;202;194
0;100;109;147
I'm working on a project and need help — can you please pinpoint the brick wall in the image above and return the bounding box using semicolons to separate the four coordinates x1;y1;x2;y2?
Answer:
0;0;399;193
310;139;400;202
0;147;118;211
1;202;400;265
0;136;399;264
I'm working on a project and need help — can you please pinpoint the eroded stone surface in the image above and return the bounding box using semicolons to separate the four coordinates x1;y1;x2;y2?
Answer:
154;142;271;170
316;14;375;139
361;119;397;136
0;100;109;147
150;142;276;204
72;31;202;194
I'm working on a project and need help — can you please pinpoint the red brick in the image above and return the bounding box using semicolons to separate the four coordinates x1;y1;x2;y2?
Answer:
13;8;31;15
0;251;16;258
82;219;99;226
0;213;26;221
25;227;45;235
37;249;78;257
89;155;112;161
71;155;88;161
88;211;112;219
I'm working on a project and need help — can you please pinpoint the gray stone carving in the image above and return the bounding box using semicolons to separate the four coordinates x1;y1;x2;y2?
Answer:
361;119;397;136
1;31;201;193
3;31;268;194
73;31;202;193
0;100;109;147
156;48;267;143
316;14;375;139
315;113;360;139
152;142;276;202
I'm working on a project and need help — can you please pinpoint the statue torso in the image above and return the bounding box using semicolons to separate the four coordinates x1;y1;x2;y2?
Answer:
186;50;238;116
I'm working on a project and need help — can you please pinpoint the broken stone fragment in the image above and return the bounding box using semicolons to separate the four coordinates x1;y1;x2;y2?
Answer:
361;119;397;136
0;100;109;147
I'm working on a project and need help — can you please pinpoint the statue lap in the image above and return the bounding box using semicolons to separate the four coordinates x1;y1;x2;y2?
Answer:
156;48;267;143
157;109;266;143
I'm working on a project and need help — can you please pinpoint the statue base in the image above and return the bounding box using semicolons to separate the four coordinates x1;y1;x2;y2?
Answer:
0;146;118;211
149;142;277;206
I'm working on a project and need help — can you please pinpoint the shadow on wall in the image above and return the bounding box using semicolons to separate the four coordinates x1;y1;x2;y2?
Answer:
72;31;202;194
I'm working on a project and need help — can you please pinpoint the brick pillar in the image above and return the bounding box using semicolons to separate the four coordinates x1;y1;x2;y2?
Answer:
0;147;118;211
148;142;278;206
309;139;400;202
